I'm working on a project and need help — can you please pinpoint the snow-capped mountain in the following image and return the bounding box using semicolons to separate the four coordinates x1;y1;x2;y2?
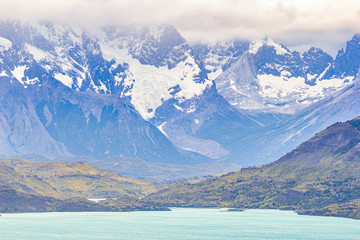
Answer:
186;34;360;165
0;19;359;168
0;21;218;163
213;34;360;166
325;33;360;78
201;37;354;113
0;22;211;120
96;25;211;120
192;40;250;80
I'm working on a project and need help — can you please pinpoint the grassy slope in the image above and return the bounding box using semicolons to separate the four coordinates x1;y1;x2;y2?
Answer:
0;186;169;213
146;118;360;219
0;158;163;200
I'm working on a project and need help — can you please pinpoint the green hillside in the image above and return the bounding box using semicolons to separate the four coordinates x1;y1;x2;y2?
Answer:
0;186;169;213
0;158;163;200
146;117;360;219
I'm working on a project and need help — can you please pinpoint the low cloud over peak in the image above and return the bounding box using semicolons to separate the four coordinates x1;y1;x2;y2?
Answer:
1;0;359;55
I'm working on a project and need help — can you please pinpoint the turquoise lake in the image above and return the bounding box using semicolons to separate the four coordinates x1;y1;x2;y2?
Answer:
0;208;359;240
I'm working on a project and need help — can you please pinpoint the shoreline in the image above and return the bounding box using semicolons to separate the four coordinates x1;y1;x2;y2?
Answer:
1;207;359;221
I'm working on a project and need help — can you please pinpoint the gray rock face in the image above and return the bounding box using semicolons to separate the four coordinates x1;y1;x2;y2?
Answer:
0;74;211;163
192;40;250;79
215;53;262;109
328;33;360;78
128;26;190;69
0;79;70;158
151;84;265;160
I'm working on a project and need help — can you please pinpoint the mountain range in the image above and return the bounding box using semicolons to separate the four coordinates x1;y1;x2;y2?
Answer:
0;20;360;177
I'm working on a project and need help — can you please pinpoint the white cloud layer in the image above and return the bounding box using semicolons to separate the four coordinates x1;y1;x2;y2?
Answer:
1;0;360;55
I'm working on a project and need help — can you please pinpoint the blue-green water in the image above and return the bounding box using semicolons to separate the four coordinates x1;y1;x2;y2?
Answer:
0;208;359;240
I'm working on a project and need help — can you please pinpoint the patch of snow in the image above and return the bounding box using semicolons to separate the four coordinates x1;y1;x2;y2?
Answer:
25;43;52;62
248;40;264;55
174;104;184;111
26;77;39;85
249;38;289;55
11;65;40;86
306;73;317;81
157;122;169;137
186;106;196;113
258;74;354;103
87;198;106;203
11;66;27;84
195;119;199;124
208;68;223;80
76;77;84;89
0;70;8;77
54;73;73;88
317;63;331;81
0;37;12;51
94;80;108;93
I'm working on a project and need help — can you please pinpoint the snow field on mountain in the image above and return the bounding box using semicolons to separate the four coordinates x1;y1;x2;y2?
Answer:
258;73;355;104
0;37;12;51
99;40;212;119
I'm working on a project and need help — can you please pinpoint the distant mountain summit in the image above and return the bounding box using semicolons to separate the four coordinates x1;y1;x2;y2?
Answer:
328;33;360;78
207;37;354;113
192;40;250;80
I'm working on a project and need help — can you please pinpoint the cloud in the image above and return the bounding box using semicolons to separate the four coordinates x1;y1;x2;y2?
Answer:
0;0;359;55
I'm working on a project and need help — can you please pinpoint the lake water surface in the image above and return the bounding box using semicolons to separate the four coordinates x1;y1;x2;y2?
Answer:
0;208;359;240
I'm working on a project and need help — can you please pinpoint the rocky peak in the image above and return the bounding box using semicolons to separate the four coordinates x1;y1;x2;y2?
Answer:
128;25;190;69
331;33;360;78
192;40;250;80
302;47;333;83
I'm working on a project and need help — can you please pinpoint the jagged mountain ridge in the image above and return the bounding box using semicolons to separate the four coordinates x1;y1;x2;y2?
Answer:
170;34;360;165
0;20;266;162
0;21;211;119
214;33;360;166
0;21;214;161
0;21;216;163
209;37;355;113
0;71;214;163
0;20;359;168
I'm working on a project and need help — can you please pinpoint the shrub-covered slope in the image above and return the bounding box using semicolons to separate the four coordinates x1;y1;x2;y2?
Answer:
146;117;360;219
0;158;162;199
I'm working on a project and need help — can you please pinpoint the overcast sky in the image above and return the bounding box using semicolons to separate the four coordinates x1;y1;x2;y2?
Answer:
1;0;360;55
